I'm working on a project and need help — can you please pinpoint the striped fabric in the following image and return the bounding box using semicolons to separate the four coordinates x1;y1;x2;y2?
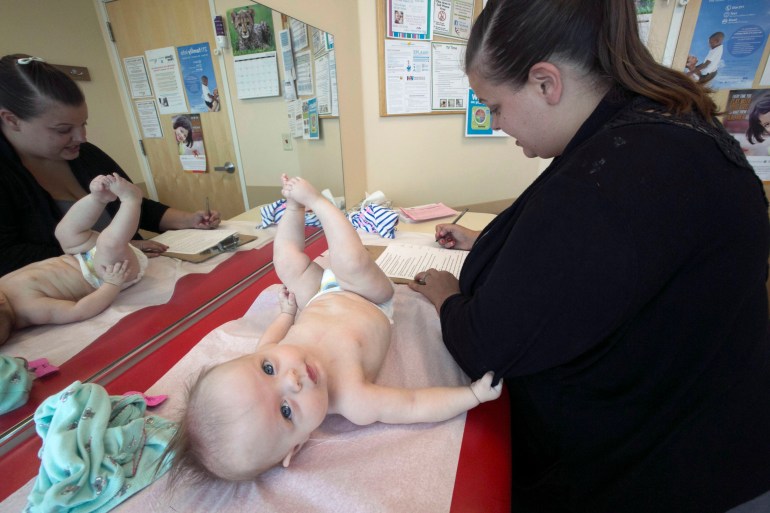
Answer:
260;199;322;228
347;204;399;239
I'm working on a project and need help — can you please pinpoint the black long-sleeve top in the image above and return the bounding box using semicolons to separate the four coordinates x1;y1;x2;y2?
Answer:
440;89;770;512
0;133;169;276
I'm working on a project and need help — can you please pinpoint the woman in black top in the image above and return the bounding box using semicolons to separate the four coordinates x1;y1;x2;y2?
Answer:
410;1;770;511
0;54;221;276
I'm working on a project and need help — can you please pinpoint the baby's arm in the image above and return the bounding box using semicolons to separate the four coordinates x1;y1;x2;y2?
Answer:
344;371;502;426
258;286;297;348
23;261;128;325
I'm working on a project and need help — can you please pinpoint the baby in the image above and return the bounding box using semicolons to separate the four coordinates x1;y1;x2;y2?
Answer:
167;175;502;482
0;173;147;344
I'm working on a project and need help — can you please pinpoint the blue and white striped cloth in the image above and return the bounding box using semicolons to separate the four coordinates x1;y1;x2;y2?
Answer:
347;204;399;239
260;199;321;228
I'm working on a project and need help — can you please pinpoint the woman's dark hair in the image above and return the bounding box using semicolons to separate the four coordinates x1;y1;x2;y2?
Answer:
465;0;718;120
173;115;194;148
0;54;85;120
746;93;770;144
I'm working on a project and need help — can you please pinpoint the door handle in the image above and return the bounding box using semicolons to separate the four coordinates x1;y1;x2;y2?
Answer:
214;162;235;173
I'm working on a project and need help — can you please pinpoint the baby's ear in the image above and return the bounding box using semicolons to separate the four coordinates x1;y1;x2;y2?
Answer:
281;440;307;468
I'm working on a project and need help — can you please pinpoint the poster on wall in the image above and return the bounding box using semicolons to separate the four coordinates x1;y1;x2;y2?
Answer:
433;0;474;40
172;114;207;173
303;97;320;140
228;4;280;99
384;39;432;115
145;47;188;114
123;56;152;98
465;88;507;137
289;18;309;52
177;43;220;113
685;0;770;90
431;42;468;111
135;99;163;138
387;0;432;40
722;89;770;180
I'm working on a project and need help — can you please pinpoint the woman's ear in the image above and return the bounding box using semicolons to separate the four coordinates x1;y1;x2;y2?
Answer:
0;109;22;130
528;62;563;106
281;440;307;468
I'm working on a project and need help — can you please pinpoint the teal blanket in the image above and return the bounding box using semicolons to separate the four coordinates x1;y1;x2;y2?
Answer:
0;355;33;414
26;381;177;513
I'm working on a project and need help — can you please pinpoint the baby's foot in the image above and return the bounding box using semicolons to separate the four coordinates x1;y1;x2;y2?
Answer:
108;173;142;202
281;174;321;211
89;175;118;203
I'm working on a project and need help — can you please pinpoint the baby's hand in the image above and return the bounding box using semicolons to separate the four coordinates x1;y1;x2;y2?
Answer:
279;285;297;315
470;371;503;404
101;260;129;287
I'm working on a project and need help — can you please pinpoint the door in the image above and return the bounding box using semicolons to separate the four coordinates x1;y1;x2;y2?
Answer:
104;0;246;220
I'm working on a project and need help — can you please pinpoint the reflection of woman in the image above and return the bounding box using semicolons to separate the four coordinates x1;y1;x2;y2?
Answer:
0;54;221;277
745;93;770;145
409;1;770;511
173;115;194;155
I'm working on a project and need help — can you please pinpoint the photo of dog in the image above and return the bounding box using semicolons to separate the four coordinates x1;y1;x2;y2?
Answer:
230;8;272;53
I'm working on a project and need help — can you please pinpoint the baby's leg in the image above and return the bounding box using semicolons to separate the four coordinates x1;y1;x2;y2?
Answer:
274;174;324;308
55;175;118;254
281;175;393;305
93;174;142;281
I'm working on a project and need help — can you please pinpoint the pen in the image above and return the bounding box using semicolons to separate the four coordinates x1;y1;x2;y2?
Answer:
436;208;469;242
451;208;469;225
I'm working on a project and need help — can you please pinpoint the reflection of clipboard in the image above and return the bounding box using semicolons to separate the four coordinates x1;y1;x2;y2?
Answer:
151;230;259;263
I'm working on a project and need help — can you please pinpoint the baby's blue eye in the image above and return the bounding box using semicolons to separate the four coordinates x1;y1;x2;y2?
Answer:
262;361;274;375
280;401;292;420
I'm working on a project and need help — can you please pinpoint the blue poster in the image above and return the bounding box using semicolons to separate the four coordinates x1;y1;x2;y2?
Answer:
464;89;506;137
177;43;220;113
686;0;770;90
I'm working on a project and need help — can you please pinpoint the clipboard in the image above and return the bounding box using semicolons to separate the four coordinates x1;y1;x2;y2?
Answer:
365;245;412;284
157;232;259;263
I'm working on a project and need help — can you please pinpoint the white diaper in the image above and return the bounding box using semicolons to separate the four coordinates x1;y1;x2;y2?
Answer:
74;244;148;290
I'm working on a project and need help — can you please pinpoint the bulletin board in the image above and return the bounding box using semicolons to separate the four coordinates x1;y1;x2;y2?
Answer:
377;0;484;117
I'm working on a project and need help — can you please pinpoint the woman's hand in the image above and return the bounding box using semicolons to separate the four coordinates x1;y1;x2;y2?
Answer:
435;223;479;250
407;268;460;312
189;209;221;229
130;239;167;257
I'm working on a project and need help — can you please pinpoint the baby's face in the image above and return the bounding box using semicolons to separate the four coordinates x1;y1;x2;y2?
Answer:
205;346;330;477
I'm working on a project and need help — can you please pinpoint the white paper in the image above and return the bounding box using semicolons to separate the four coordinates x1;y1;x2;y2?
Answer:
151;229;238;255
385;40;432;115
329;50;339;116
279;29;297;101
295;50;314;96
375;244;468;280
145;47;188;114
289;18;309;52
233;52;280;99
287;99;304;138
135;100;163;138
433;0;473;40
123;56;152;98
314;52;332;115
431;42;468;110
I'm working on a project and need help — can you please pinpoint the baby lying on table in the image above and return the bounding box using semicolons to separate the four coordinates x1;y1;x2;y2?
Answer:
0;174;147;345
166;174;502;482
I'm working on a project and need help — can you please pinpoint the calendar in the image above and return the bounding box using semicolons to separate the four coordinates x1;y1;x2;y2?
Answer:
234;52;280;99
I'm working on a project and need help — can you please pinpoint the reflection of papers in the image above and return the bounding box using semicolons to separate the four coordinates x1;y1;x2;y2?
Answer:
234;52;280;99
145;47;188;114
295;50;314;96
389;0;431;39
329;50;339;116
290;18;309;51
431;43;468;110
135;100;162;138
433;0;473;40
385;40;432;115
375;244;468;280
314;53;332;115
151;229;238;255
123;56;152;98
287;99;304;138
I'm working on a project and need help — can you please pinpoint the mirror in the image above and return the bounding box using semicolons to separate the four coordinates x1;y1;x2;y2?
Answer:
0;0;342;451
217;0;345;209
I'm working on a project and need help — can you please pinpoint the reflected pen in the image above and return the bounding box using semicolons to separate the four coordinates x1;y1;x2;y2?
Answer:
205;196;211;224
